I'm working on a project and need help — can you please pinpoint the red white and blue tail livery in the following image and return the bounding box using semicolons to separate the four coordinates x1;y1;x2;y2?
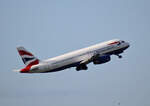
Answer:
15;39;130;73
16;47;39;73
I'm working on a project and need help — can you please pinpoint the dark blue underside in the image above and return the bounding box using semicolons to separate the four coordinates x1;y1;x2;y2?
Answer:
42;61;81;73
106;46;129;55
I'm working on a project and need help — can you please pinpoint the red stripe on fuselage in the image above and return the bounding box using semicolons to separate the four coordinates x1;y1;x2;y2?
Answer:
108;41;119;45
18;50;33;56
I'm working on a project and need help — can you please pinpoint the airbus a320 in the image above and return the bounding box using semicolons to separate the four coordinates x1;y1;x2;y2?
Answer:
15;39;130;73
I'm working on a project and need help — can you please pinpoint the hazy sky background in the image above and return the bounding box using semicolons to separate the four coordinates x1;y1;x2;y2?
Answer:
0;0;150;106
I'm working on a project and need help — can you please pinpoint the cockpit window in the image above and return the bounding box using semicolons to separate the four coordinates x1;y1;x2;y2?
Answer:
121;41;125;43
117;41;125;45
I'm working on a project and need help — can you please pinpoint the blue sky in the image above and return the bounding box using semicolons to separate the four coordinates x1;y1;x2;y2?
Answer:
0;0;150;106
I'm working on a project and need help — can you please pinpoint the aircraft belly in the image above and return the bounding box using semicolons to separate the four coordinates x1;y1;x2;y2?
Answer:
43;61;81;73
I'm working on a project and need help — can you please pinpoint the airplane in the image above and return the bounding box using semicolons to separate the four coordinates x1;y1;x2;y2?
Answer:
15;39;130;73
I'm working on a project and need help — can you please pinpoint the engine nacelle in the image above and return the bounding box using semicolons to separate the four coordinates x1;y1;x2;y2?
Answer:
93;55;111;64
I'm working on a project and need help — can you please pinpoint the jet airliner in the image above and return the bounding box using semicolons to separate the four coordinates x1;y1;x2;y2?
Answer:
15;39;130;73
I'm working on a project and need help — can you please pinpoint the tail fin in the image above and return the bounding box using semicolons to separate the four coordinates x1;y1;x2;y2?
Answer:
17;46;39;66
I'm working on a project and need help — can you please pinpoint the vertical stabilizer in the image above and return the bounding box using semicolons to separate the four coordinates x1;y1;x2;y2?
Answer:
17;47;39;66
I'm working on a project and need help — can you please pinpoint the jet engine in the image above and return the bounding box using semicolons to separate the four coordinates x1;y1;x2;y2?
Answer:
93;55;111;64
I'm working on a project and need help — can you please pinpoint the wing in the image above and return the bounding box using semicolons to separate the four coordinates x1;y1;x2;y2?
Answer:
80;51;100;65
76;51;102;71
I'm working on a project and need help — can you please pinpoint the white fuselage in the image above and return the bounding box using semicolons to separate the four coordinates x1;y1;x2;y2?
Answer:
29;39;129;73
